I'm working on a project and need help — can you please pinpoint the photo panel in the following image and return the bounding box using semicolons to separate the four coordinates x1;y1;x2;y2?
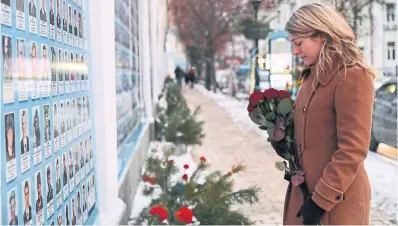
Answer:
32;106;42;165
55;156;62;208
66;99;72;143
3;35;14;104
53;102;60;152
5;112;17;182
30;41;40;99
64;203;70;225
58;48;64;94
62;0;67;43
72;98;77;139
68;148;74;193
43;104;52;158
68;4;73;45
56;0;62;41
29;0;38;33
62;151;69;200
70;195;76;225
35;170;44;226
49;0;56;39
7;187;18;225
41;43;51;97
60;101;66;148
40;0;48;37
22;178;33;226
17;38;29;101
46;162;54;218
20;109;31;174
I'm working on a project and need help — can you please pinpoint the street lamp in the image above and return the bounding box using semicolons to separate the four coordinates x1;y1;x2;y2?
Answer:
251;0;262;91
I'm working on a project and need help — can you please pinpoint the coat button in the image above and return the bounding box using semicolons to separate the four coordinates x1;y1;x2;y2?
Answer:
303;107;306;113
336;195;341;201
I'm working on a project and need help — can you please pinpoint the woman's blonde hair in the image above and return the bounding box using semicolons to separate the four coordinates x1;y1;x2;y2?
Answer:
285;2;377;84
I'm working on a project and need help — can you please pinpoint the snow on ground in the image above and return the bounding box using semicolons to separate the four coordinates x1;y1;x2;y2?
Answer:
365;152;397;218
196;84;398;220
129;142;204;223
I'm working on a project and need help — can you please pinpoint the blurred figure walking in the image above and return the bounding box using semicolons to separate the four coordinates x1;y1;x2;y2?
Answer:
174;66;184;88
185;67;196;89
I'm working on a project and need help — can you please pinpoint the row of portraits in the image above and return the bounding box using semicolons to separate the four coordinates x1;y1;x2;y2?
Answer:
2;34;88;104
4;96;92;183
1;0;85;42
6;171;95;225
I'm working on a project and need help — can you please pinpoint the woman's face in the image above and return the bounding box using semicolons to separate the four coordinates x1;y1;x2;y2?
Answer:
288;33;325;66
7;127;13;147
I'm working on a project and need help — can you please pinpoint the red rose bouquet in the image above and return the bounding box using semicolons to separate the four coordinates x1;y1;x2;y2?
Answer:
247;88;311;200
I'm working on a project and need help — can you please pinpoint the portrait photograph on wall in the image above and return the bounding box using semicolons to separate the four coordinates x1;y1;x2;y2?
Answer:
20;109;31;173
5;112;17;182
35;170;44;225
32;106;42;165
17;38;29;101
7;187;18;225
29;0;37;33
3;35;14;104
22;178;33;226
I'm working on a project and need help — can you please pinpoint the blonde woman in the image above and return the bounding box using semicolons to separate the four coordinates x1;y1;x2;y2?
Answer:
284;3;375;225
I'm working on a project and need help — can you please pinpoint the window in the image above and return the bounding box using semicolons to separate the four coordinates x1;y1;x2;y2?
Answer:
387;42;396;60
387;3;396;22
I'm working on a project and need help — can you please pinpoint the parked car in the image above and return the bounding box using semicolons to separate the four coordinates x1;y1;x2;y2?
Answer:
369;77;397;151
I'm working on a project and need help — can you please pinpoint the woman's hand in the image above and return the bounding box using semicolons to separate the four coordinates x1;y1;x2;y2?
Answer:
296;198;325;225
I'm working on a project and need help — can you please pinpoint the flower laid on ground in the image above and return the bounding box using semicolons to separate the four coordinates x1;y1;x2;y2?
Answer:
247;88;312;201
142;175;156;185
175;206;194;224
183;164;190;169
149;206;168;223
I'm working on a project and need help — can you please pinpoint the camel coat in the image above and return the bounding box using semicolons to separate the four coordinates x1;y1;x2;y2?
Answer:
283;59;374;225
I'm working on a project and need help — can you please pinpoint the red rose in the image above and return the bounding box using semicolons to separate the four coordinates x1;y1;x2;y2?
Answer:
249;91;264;106
247;104;255;113
175;207;193;224
149;205;168;222
200;156;206;162
168;159;174;164
183;164;189;169
278;90;291;99
182;174;188;181
264;88;279;99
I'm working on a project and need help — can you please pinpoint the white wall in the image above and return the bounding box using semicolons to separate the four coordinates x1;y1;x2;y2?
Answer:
87;0;169;224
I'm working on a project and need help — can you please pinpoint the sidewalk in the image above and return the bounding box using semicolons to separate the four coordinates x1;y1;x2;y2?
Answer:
183;87;396;225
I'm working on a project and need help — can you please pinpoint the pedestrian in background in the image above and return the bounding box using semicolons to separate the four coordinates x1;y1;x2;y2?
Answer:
174;66;184;88
283;2;375;225
185;67;196;89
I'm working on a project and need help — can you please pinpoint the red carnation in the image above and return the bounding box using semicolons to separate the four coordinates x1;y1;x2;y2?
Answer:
175;207;193;224
249;91;264;106
183;164;189;169
142;175;156;184
264;88;279;99
278;90;291;99
149;205;168;222
182;174;188;181
200;156;206;162
247;104;255;113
